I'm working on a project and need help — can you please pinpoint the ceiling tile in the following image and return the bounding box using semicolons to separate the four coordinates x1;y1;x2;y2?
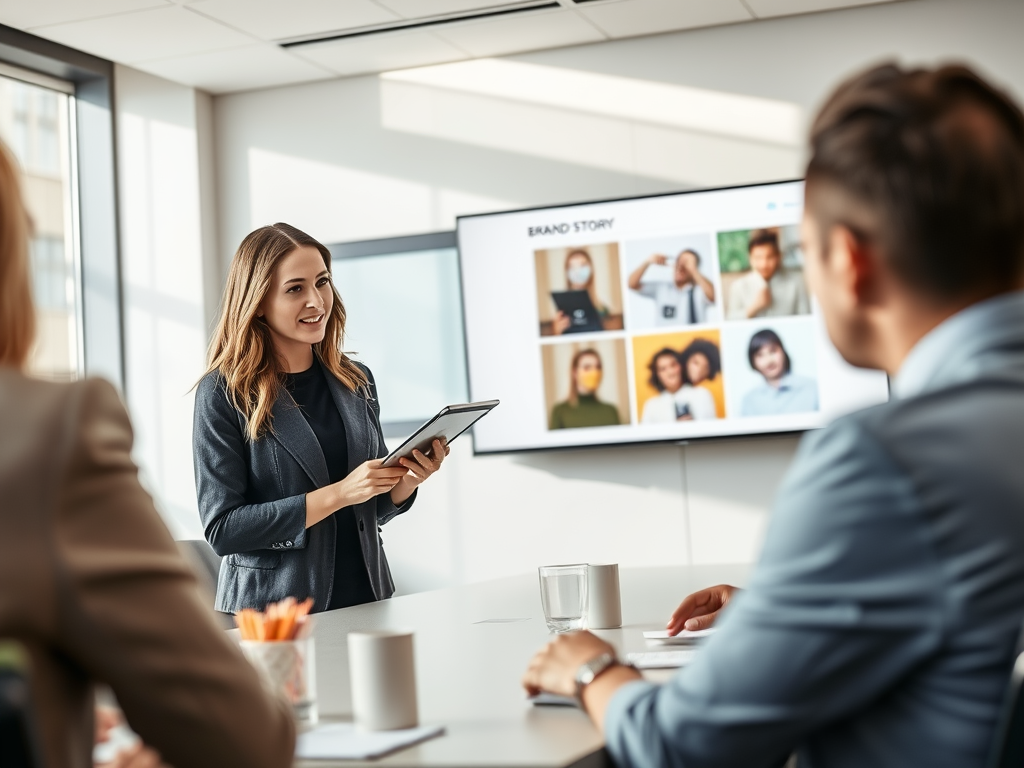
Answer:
431;9;606;57
0;0;168;30
132;44;335;94
186;0;399;41
374;0;532;20
744;0;895;17
291;29;469;77
579;0;752;39
30;5;254;63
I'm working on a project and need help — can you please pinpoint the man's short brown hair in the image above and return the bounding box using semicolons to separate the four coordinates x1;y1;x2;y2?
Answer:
805;63;1024;299
747;229;780;254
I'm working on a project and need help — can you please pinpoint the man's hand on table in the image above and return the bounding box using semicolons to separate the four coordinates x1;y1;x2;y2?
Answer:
523;631;642;731
666;584;739;635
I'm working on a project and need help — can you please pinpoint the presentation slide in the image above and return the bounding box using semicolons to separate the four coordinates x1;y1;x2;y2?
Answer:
457;181;890;454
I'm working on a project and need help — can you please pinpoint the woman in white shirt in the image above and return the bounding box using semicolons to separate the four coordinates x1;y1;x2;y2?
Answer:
640;341;720;423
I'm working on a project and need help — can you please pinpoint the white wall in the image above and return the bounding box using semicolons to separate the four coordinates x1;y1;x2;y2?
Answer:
199;0;1024;594
114;65;219;539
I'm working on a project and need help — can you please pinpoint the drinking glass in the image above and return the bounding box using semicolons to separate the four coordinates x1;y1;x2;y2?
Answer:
538;564;588;633
240;636;318;727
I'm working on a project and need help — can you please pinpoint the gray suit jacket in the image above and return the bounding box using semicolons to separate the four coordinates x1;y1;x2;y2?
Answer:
193;362;415;613
605;295;1024;768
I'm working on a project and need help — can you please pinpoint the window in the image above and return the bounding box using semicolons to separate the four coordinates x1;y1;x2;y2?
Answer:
330;232;468;433
0;70;80;382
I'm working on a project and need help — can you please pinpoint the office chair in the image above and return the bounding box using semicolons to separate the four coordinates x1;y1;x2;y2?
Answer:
0;641;44;768
987;622;1024;768
177;539;234;629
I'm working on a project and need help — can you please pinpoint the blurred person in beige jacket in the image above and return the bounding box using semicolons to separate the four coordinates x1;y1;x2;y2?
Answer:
0;137;296;766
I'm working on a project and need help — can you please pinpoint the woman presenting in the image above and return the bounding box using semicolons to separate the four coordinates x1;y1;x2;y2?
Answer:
193;223;448;614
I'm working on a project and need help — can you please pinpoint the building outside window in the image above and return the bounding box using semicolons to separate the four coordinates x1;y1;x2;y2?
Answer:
0;71;80;382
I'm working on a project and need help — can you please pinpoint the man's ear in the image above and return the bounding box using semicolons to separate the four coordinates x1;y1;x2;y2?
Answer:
829;225;877;307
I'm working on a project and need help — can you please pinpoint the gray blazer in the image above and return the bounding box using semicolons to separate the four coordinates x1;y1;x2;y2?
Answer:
193;363;415;613
604;292;1024;768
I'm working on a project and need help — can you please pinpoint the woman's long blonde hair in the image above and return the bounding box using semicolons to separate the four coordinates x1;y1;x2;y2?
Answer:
0;140;35;369
204;223;366;441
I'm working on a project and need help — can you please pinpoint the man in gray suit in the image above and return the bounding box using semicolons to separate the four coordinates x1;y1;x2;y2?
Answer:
523;63;1024;768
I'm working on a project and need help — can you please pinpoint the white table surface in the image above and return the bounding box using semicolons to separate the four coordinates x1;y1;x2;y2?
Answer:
294;564;750;768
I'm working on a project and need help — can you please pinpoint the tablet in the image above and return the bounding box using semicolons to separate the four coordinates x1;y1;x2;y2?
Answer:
381;400;500;467
550;290;603;333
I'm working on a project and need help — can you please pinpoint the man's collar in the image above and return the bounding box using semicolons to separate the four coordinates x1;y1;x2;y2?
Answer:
893;290;1024;399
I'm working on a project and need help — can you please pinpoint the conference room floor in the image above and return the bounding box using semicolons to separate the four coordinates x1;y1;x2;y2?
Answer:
292;564;751;768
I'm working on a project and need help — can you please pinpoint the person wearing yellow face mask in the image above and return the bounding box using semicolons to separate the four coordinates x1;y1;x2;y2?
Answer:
549;349;622;429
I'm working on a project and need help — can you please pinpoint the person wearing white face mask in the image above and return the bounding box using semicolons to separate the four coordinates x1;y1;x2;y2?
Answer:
552;249;612;335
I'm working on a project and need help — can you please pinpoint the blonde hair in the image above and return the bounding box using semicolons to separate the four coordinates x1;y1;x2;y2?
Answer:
204;223;366;441
0;140;34;369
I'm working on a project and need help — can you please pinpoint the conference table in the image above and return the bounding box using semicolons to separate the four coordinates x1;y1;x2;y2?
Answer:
294;564;750;768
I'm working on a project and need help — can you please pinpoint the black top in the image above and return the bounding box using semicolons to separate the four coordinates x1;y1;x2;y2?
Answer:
284;358;376;610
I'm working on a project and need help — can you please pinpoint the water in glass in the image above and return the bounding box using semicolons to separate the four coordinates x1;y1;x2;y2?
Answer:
538;564;588;633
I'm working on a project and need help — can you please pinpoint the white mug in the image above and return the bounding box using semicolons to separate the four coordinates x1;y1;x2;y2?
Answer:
348;631;418;731
587;563;622;629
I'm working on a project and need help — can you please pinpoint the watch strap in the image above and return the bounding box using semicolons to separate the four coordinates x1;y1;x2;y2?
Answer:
574;652;622;708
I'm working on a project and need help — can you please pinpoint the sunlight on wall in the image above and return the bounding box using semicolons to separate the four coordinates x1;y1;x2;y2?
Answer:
248;147;515;241
383;59;803;146
380;59;805;187
120;111;206;539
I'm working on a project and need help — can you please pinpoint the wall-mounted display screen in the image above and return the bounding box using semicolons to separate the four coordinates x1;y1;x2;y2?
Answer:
457;181;889;455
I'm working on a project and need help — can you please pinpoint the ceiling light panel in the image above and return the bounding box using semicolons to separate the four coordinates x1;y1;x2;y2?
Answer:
374;0;536;19
431;9;606;57
186;0;400;41
580;0;752;39
30;5;254;63
132;44;335;94
743;0;895;17
0;0;166;30
292;29;468;78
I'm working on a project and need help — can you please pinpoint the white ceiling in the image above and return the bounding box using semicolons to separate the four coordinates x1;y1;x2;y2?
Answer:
0;0;901;95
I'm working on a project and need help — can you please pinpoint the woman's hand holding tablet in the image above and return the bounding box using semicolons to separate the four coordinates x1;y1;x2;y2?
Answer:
382;400;500;468
397;437;450;482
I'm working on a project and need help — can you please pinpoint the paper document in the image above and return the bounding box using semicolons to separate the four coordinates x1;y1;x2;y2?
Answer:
529;692;578;707
93;725;140;764
643;628;716;644
296;723;444;759
627;648;698;669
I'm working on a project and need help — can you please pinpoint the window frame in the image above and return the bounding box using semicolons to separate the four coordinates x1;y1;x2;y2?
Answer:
0;23;123;390
327;230;464;437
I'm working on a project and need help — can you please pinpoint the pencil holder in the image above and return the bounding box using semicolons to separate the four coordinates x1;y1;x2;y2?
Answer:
240;636;318;727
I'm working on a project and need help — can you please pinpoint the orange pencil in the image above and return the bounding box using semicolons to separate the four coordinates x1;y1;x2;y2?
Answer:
276;603;295;640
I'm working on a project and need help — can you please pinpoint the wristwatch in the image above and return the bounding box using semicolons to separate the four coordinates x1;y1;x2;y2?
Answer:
574;652;629;708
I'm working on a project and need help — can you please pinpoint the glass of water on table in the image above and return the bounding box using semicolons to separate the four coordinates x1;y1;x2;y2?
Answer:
538;564;589;632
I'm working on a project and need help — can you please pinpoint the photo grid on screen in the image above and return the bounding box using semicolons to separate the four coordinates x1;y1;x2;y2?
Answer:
535;224;822;433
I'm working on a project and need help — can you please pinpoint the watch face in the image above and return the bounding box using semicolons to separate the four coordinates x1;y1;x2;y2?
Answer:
576;652;615;689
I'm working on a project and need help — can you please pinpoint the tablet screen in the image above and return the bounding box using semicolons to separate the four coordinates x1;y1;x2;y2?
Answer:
382;402;498;466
